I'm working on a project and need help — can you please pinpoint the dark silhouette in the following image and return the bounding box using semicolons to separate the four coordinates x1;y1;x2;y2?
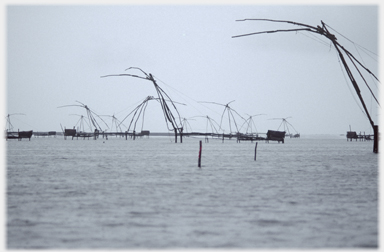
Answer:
233;18;379;153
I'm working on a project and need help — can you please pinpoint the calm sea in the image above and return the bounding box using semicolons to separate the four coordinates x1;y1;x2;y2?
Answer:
6;135;378;249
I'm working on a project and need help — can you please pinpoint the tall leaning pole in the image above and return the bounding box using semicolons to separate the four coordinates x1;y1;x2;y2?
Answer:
233;19;379;153
101;67;184;143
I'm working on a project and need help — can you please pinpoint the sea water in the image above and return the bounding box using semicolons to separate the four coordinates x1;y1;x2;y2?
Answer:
6;135;378;249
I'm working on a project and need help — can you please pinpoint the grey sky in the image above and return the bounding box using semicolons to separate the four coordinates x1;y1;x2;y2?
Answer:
5;4;379;135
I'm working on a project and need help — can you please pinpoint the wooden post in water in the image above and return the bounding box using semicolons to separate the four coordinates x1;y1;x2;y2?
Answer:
254;142;258;161
174;128;178;143
198;140;202;168
374;125;379;153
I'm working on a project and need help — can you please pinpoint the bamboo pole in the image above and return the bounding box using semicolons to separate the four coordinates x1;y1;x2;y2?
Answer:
233;19;379;153
198;140;202;168
254;142;258;161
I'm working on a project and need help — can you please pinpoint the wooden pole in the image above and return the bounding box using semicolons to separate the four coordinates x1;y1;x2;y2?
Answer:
233;19;379;153
327;27;378;152
373;125;379;153
198;140;202;168
254;142;258;161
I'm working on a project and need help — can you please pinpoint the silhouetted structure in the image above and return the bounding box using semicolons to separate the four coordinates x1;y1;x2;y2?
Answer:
271;117;300;139
347;131;373;141
58;101;109;133
199;100;245;135
101;68;184;143
5;114;33;141
6;130;33;141
347;131;358;141
233;19;379;153
64;129;76;140
140;130;150;137
265;130;285;143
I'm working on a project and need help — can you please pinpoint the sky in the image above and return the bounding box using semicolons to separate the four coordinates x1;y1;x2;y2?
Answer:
4;2;381;135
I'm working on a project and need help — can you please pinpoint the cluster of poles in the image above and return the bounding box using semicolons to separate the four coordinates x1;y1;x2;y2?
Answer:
58;68;300;144
8;19;379;153
232;19;379;153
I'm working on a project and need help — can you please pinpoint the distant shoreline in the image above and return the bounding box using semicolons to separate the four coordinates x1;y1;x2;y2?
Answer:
25;131;350;139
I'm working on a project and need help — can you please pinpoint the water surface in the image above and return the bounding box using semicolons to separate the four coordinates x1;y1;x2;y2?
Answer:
7;135;378;248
